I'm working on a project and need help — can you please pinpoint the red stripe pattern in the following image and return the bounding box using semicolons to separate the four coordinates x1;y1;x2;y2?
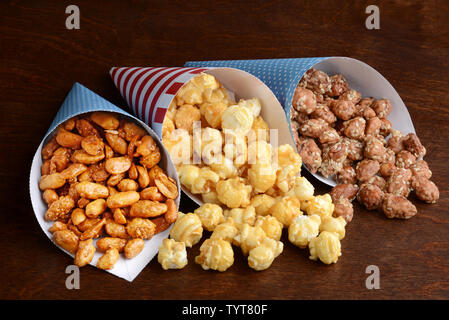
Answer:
110;66;213;135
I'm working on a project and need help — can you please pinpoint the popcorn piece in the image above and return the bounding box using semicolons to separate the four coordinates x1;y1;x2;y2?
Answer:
271;196;302;227
194;203;225;231
319;216;346;240
275;144;303;192
238;98;262;118
196;127;223;165
221;105;254;135
233;223;266;255
293;176;315;201
250;194;277;216
169;212;203;247
157;238;188;270
195;239;234;272
201;191;221;205
216;177;252;208
305;194;334;220
174;104;201;133
248;163;277;193
248;238;283;271
191;167;220;194
309;231;342;264
163;129;192;165
288;214;321;248
209;157;238;180
200;101;228;128
251;116;270;142
224;206;256;228
191;73;219;91
255;215;283;241
176;82;203;106
210;218;239;242
177;164;199;191
247;140;272;165
223;131;248;167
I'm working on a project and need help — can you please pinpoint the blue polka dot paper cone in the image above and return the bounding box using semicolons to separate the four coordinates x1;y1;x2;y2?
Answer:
185;57;416;187
29;82;180;282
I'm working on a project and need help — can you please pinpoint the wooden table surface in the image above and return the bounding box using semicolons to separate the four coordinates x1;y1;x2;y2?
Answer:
1;0;448;300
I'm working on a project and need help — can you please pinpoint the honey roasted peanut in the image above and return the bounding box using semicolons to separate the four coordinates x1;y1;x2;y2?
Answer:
39;112;179;272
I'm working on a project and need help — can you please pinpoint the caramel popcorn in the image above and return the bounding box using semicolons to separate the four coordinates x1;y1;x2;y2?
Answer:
233;223;266;256
288;214;321;248
250;194;277;216
216;177;252;208
224;206;256;228
309;231;342;264
271;196;302;227
195;239;234;272
305;194;334;220
210;218;239;242
169;212;203;247
157;238;188;270
248;238;284;271
319;216;346;240
194;203;224;232
255;215;283;241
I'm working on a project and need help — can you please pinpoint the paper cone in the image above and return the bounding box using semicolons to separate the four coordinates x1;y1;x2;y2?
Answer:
110;66;296;205
29;83;180;282
110;66;213;138
186;58;416;186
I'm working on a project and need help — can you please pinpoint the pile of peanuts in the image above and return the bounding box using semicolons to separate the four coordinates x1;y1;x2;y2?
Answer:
156;73;347;271
291;68;439;221
39;111;179;270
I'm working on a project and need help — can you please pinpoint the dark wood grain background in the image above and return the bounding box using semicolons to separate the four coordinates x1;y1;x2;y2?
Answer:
1;0;448;300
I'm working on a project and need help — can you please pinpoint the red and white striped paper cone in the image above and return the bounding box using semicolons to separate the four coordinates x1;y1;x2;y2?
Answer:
110;66;213;138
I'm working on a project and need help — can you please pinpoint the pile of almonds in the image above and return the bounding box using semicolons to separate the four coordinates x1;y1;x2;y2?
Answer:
291;68;439;222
